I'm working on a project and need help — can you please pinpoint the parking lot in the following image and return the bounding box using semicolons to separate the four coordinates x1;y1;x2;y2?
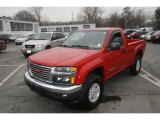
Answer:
0;42;160;113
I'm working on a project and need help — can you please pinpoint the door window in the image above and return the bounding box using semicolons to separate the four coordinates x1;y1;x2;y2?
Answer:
108;31;124;50
51;33;58;40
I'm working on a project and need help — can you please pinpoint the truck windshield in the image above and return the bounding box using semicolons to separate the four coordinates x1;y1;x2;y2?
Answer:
61;31;108;50
33;33;51;40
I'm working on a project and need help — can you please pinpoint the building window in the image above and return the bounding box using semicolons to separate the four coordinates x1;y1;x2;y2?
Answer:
48;28;55;32
83;25;90;29
71;27;78;31
41;28;47;32
0;20;3;31
56;27;62;32
10;22;33;31
64;27;70;32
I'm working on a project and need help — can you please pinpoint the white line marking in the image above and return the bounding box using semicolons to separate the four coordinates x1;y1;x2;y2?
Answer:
141;68;160;82
0;64;24;86
139;68;160;87
139;74;160;87
0;55;23;62
0;65;21;67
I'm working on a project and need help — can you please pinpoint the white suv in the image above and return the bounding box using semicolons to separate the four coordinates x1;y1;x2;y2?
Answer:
21;32;66;57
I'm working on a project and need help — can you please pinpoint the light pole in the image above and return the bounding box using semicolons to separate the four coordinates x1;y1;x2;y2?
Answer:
125;16;127;29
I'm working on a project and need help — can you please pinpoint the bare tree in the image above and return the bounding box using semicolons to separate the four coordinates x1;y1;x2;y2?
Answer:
121;7;134;29
29;7;43;25
155;7;160;30
77;7;104;27
134;8;146;28
14;10;37;22
108;12;121;27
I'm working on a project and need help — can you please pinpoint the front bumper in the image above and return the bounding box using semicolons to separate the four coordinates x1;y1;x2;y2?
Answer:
15;41;24;44
21;48;40;55
24;72;82;101
0;44;7;50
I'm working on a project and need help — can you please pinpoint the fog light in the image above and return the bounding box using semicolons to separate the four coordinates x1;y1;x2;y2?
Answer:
70;76;75;84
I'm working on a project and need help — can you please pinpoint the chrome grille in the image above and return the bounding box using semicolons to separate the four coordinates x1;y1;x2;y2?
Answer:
29;62;51;83
25;45;35;48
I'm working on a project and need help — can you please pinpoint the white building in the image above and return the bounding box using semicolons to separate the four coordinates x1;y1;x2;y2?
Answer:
39;23;96;33
0;18;39;35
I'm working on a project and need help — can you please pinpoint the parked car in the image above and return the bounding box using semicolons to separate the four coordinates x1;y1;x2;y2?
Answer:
9;34;22;42
124;29;136;35
21;32;66;57
128;31;148;39
144;31;155;42
24;28;146;109
0;34;12;43
63;32;70;38
150;31;160;43
139;27;153;32
15;34;34;45
139;32;149;39
0;40;7;52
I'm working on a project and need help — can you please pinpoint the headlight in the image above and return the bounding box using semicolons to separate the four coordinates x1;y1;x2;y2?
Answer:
36;44;43;48
51;67;77;85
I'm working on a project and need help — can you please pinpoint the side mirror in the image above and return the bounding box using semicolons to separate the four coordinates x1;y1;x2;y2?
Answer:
108;43;121;51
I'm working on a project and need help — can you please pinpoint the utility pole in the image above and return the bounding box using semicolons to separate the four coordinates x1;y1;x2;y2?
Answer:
72;12;73;21
125;16;127;29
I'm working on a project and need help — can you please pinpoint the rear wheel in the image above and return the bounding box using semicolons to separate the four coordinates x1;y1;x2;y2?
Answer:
129;55;141;75
80;74;103;109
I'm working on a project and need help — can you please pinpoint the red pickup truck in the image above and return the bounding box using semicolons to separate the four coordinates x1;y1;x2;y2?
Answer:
24;28;146;109
0;40;7;52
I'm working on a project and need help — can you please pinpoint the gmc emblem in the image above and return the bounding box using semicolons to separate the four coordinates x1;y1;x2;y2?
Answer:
32;68;41;73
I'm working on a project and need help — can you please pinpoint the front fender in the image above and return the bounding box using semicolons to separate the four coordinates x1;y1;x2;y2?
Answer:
74;57;104;85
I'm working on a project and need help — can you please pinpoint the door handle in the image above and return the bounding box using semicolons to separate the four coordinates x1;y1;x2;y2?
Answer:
122;48;126;53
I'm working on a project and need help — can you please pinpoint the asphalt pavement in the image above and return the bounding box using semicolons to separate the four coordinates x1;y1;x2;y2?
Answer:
0;42;160;113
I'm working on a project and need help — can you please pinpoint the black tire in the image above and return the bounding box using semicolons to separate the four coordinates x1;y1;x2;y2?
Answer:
79;74;103;109
45;46;51;50
23;54;30;58
129;55;141;75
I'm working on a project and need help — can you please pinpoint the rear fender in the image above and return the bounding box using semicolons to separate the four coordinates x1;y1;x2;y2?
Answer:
129;45;144;66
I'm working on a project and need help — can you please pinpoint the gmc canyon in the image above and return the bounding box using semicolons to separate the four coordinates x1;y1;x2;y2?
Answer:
24;28;146;109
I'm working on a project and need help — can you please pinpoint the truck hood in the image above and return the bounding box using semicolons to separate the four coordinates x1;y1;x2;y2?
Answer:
24;40;49;45
29;47;99;67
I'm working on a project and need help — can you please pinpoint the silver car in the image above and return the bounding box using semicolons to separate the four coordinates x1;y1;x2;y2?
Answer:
21;32;66;57
15;34;34;45
144;31;155;42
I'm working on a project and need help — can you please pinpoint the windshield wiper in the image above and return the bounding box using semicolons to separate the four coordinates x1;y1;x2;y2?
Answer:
59;45;72;48
71;45;90;49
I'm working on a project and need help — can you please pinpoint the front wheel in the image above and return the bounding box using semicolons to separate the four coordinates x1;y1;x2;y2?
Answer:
129;55;141;75
23;54;30;58
80;74;103;109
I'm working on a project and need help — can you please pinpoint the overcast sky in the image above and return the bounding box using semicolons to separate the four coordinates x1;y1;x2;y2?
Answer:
0;7;156;22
